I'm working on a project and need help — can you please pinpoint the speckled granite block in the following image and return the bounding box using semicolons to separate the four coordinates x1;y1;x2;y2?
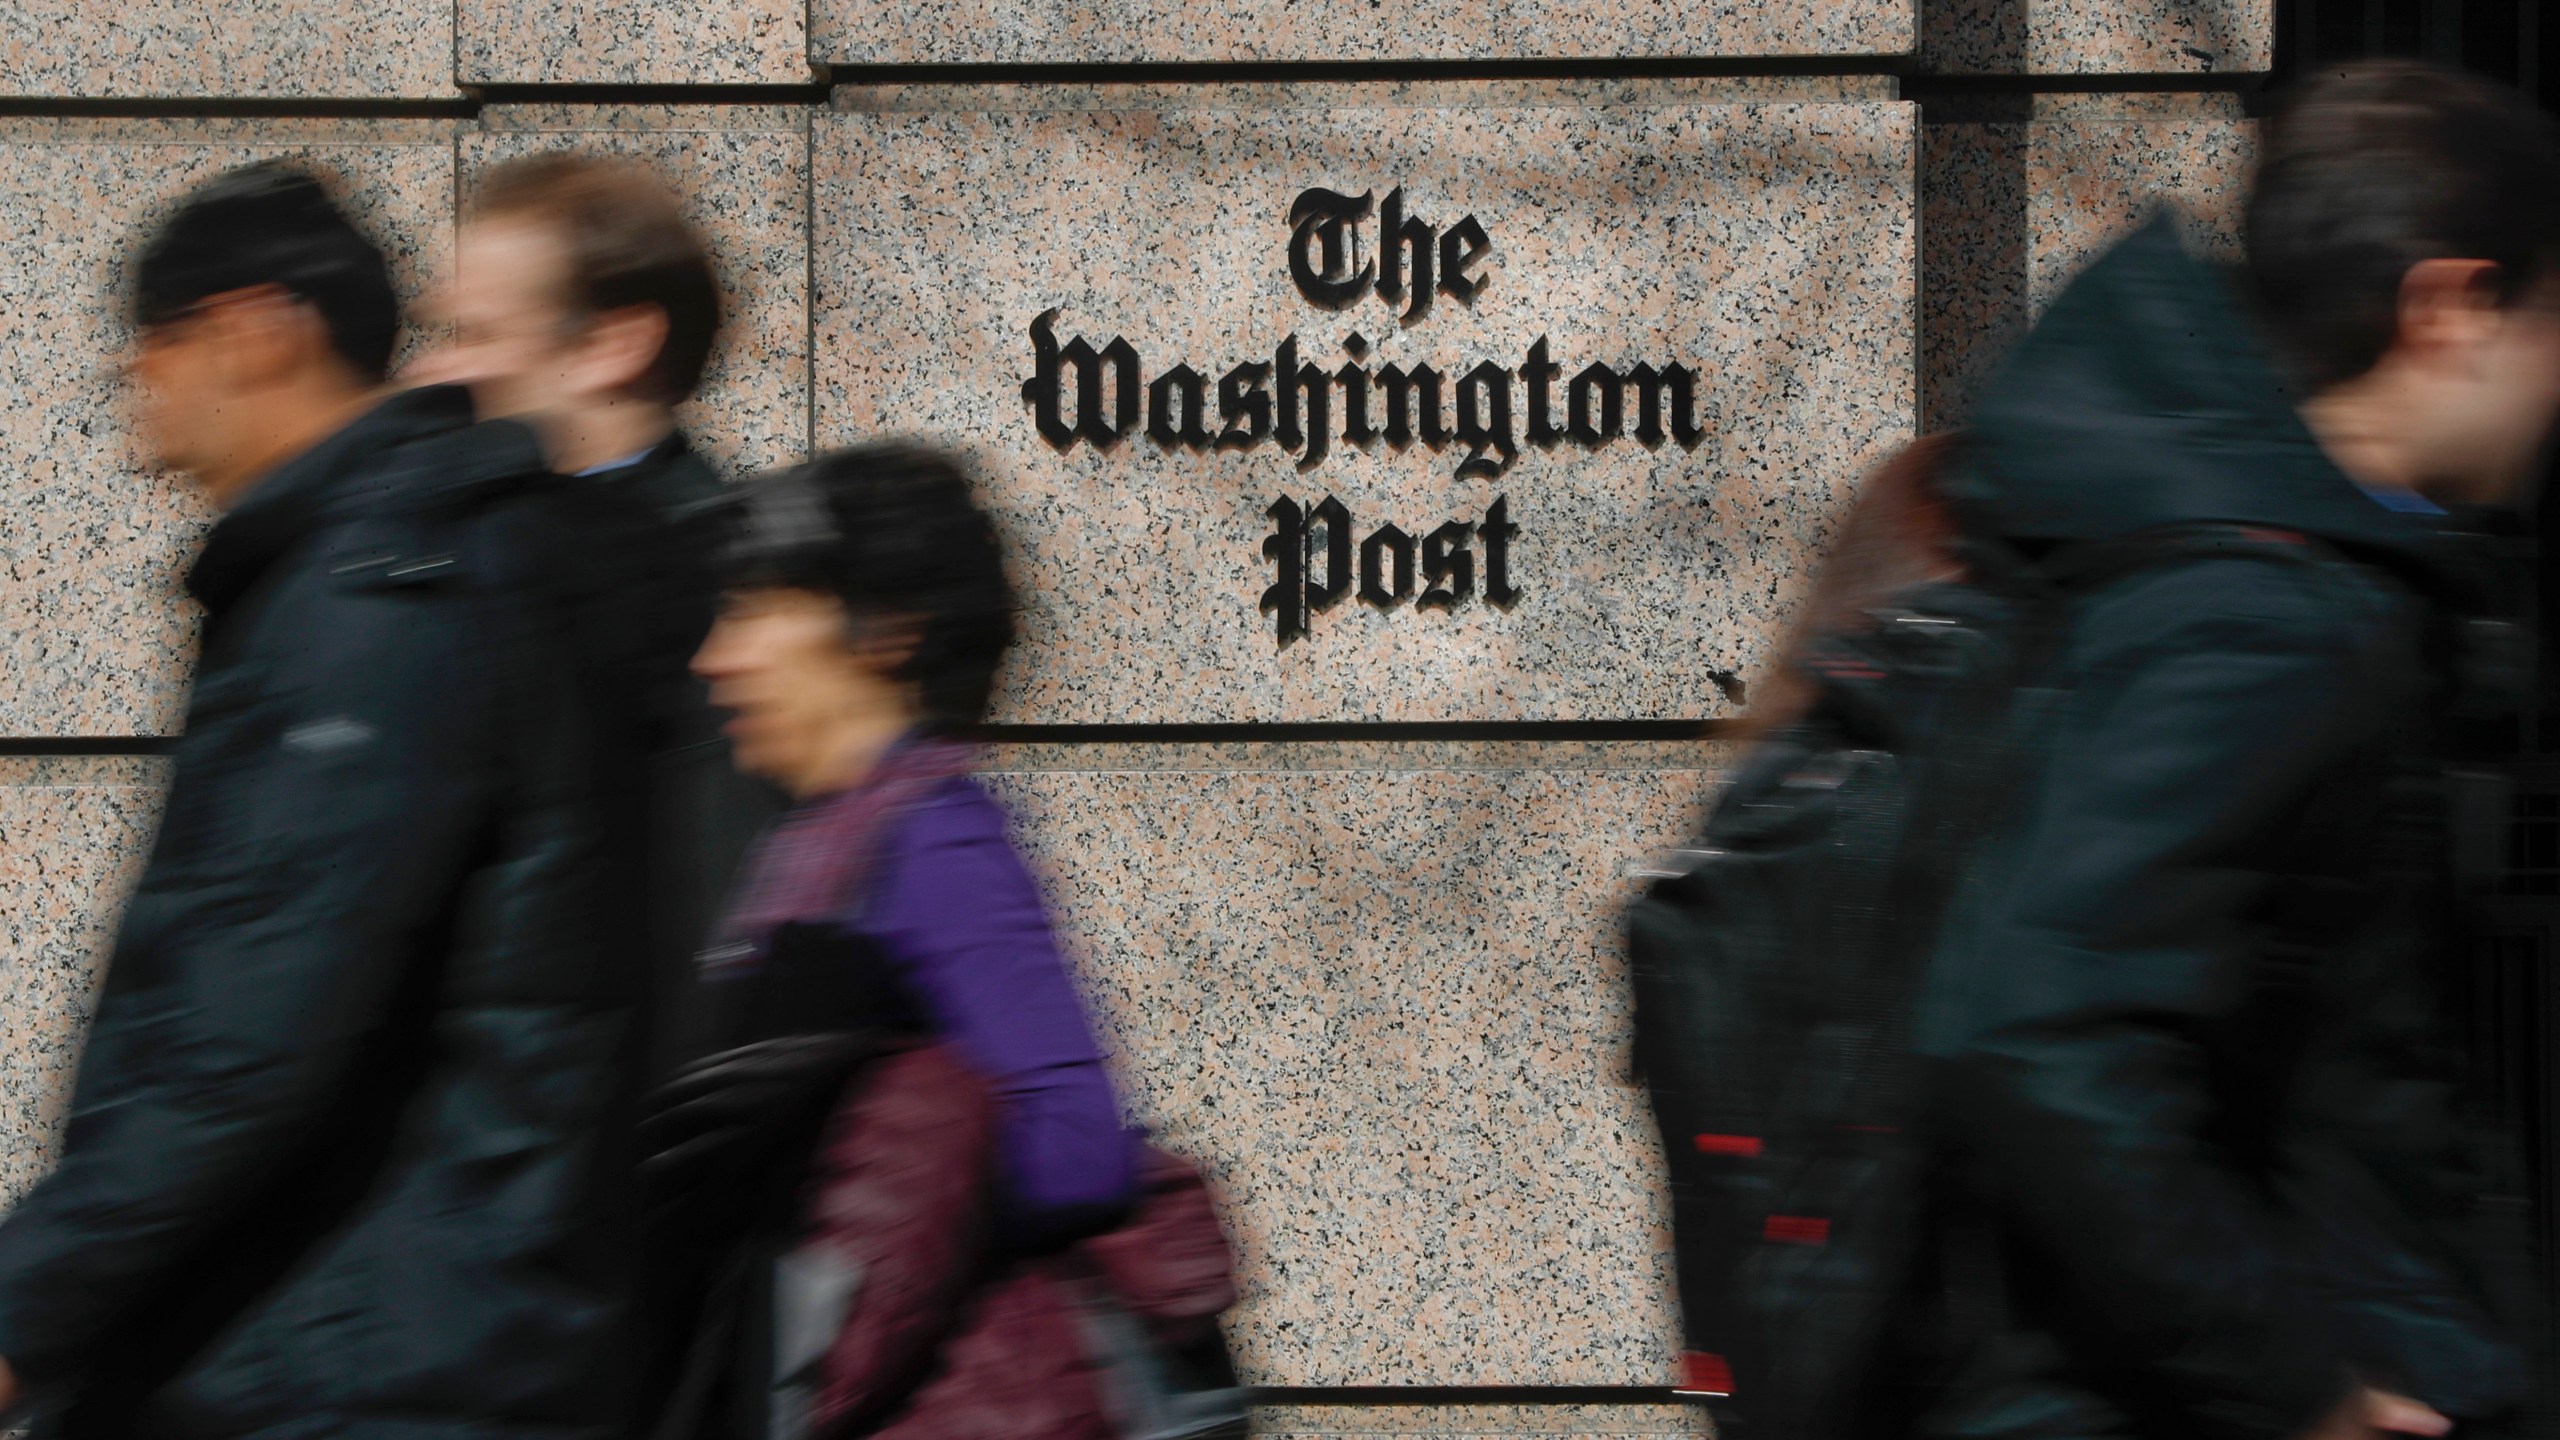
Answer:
0;763;167;1202
834;76;1899;113
1252;1405;1712;1434
980;753;1717;1382
0;2;456;99
816;104;1915;723
1922;0;2270;74
1923;93;2253;429
979;737;1733;773
814;0;1911;65
458;0;808;85
465;108;809;476
0;124;454;737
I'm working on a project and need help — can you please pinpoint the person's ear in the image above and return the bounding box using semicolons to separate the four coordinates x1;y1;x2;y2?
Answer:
2397;258;2506;373
575;304;671;401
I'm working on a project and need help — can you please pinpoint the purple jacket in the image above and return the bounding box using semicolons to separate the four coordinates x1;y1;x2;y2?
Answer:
855;776;1136;1229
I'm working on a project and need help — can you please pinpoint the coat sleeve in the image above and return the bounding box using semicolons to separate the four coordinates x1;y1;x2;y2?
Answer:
863;786;1137;1241
0;576;504;1386
1922;557;2381;1439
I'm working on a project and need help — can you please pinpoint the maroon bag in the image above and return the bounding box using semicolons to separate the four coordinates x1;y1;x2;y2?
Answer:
867;1270;1117;1440
798;1042;1000;1436
1081;1148;1239;1350
794;1046;1241;1440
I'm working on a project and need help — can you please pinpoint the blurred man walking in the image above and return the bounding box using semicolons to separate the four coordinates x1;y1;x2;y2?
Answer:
1635;59;2560;1440
415;153;773;1073
1911;64;2560;1439
0;164;640;1437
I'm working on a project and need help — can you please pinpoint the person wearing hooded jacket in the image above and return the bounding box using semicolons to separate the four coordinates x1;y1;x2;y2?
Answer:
1886;63;2560;1440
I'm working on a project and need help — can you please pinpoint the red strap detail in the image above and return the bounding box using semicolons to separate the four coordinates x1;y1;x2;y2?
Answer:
1678;1350;1735;1396
1763;1214;1831;1245
1693;1133;1764;1157
2235;526;2308;545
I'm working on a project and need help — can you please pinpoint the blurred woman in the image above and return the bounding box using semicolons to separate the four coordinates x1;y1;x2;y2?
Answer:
649;442;1237;1440
691;441;1136;1243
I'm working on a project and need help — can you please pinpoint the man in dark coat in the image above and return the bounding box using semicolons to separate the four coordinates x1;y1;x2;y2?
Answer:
414;152;777;1075
0;166;642;1435
1907;63;2560;1439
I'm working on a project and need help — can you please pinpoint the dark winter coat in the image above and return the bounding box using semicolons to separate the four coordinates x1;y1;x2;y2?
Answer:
1904;219;2536;1438
0;388;646;1439
580;434;781;1077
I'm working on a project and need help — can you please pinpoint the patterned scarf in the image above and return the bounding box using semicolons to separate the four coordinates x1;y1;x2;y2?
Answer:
704;731;977;975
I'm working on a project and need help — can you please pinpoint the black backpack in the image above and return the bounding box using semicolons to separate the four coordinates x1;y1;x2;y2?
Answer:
1626;453;2351;1436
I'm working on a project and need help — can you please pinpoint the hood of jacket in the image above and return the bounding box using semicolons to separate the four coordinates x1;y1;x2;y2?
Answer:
1952;216;2477;587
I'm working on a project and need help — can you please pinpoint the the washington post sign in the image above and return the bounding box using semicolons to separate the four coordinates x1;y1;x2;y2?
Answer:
815;103;1915;721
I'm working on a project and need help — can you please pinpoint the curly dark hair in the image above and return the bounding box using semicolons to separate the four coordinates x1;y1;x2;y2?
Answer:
719;442;1016;729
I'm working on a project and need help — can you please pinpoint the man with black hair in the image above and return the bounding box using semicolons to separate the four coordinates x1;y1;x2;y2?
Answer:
0;162;640;1436
1893;60;2560;1440
414;152;776;1075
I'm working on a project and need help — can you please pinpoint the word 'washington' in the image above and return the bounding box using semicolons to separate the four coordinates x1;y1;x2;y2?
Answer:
1022;312;1706;481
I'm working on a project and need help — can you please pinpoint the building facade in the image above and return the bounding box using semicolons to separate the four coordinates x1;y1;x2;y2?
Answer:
0;1;2483;1435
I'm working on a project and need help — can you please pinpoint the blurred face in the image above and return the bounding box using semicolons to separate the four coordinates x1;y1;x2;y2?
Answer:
127;308;229;479
2386;265;2560;507
414;216;587;423
2427;292;2560;507
124;286;358;505
693;586;917;797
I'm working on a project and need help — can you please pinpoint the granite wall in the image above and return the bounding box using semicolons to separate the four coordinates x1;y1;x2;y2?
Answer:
0;2;2270;1436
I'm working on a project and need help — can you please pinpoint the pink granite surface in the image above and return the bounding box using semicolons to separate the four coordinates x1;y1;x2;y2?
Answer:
835;76;1899;113
0;762;166;1203
465;108;812;476
459;0;808;85
0;122;455;737
1923;93;2255;429
1923;0;2270;74
0;2;455;99
983;752;1716;1384
814;0;1912;65
1253;1406;1711;1435
816;103;1916;723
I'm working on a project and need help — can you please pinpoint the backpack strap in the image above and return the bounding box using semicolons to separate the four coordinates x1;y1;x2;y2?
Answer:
2042;522;2338;586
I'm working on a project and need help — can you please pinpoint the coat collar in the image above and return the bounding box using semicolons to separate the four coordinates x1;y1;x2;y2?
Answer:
184;386;540;617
